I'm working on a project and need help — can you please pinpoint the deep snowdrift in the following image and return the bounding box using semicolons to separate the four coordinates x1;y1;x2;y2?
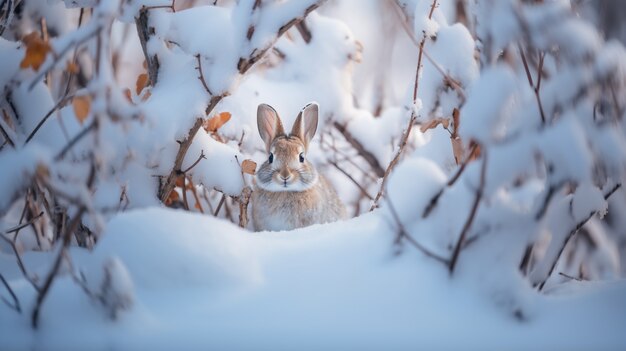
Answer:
1;208;625;350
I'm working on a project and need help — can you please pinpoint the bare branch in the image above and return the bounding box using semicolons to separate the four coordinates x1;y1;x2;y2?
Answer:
370;0;438;211
328;160;373;200
333;122;385;178
537;183;621;291
135;8;160;86
195;54;212;94
449;151;487;274
237;186;252;228
32;207;86;329
385;195;449;265
0;273;20;313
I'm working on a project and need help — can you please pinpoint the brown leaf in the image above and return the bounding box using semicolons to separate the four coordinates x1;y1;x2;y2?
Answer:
141;90;151;102
452;108;460;138
203;112;232;133
241;159;256;175
73;96;91;124
420;117;450;133
451;137;464;165
175;176;185;188
66;61;79;74
165;190;180;206
123;88;132;102
135;73;148;95
20;32;52;71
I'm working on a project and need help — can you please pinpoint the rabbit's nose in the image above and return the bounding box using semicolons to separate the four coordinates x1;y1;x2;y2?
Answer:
280;174;291;181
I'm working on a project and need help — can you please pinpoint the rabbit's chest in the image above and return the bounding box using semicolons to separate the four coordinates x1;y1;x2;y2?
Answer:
252;189;323;231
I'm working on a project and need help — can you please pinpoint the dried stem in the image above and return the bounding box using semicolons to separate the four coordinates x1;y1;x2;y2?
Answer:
449;151;487;274
385;195;449;264
537;183;622;290
369;0;437;211
0;212;45;292
332;122;385;178
0;273;20;313
422;144;479;218
518;44;546;124
237;186;252;228
329;160;373;200
32;207;86;329
195;54;212;94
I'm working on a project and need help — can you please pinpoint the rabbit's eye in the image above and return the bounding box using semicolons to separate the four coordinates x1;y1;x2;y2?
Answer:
268;153;274;164
299;153;304;163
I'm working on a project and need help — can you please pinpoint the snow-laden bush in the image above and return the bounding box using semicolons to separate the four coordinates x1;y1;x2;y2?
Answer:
0;0;625;347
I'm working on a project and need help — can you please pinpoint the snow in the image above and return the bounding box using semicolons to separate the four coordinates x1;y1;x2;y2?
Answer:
2;207;626;350
1;0;626;349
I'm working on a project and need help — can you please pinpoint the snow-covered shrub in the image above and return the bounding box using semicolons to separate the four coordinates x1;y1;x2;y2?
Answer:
0;0;625;347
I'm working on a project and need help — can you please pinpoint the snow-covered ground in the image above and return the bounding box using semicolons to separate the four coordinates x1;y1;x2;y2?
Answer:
2;208;625;350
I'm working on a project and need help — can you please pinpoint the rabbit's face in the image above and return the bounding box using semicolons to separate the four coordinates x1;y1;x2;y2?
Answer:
256;136;318;192
255;103;320;193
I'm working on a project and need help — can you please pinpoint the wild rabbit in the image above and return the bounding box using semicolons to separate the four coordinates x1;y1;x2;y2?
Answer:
252;102;346;231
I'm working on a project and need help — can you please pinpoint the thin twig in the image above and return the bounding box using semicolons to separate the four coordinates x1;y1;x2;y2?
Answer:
332;122;385;178
182;150;206;174
537;183;621;291
558;272;582;282
329;160;373;200
422;144;478;218
55;120;97;160
25;94;74;144
370;0;438;211
518;44;546;124
32;207;86;329
385;195;449;264
390;0;465;100
195;54;212;94
214;193;226;217
449;151;487;274
0;273;20;313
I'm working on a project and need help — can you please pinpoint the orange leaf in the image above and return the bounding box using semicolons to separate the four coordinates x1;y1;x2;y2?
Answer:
420;117;450;133
73;96;91;124
123;88;132;102
165;190;180;206
203;112;231;133
175;176;185;188
141;90;151;102
135;73;148;95
20;32;52;71
66;61;79;74
241;159;256;175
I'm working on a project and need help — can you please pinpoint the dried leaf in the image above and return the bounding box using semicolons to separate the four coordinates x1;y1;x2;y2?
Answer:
165;189;180;206
420;117;450;133
66;61;79;74
20;32;52;71
135;73;148;95
451;137;464;165
203;112;232;133
141;90;151;102
123;88;132;102
73;96;91;124
241;159;257;175
452;108;460;137
175;176;185;188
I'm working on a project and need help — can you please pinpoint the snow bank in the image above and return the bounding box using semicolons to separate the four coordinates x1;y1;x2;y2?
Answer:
1;208;626;350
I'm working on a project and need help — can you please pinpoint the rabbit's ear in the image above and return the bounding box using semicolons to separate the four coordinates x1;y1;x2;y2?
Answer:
257;104;285;151
291;102;319;149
